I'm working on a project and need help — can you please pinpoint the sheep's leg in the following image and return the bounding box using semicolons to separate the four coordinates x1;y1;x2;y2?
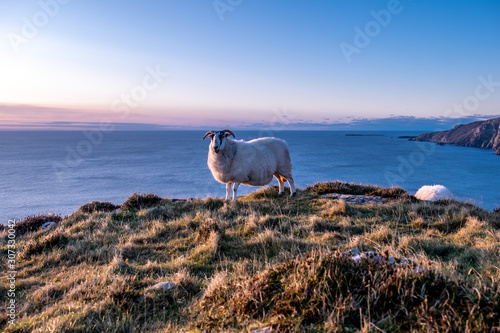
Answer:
225;182;232;201
232;183;240;201
275;175;285;194
287;177;296;197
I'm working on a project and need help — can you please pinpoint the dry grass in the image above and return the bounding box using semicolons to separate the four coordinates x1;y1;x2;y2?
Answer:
120;193;164;211
196;248;500;332
320;199;357;217
2;214;62;236
1;182;499;332
79;201;119;214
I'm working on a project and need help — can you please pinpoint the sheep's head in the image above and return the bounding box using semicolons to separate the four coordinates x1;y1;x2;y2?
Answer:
203;129;235;154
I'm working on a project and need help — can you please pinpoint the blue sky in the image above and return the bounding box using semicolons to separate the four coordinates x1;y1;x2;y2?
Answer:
0;0;499;129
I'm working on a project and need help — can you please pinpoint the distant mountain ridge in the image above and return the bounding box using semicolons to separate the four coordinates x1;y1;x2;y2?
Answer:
416;117;500;154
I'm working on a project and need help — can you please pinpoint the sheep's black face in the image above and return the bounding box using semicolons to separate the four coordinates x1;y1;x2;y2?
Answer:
204;130;234;154
211;131;226;154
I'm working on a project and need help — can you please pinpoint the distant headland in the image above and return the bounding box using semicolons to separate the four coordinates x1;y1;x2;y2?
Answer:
416;117;500;155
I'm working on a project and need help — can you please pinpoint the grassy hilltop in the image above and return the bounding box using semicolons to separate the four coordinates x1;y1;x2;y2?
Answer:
1;182;500;332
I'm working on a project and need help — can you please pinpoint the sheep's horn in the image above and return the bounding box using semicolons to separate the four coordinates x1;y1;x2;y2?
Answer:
203;131;214;140
222;129;235;138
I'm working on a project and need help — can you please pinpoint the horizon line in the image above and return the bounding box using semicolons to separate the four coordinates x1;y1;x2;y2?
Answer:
1;114;498;132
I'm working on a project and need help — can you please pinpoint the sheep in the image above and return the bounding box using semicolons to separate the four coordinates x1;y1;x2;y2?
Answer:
415;185;453;201
203;129;296;201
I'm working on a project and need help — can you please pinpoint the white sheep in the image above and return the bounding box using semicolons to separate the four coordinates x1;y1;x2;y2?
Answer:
203;129;296;201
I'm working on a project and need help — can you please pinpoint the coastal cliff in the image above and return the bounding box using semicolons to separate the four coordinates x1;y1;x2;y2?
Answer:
416;117;500;154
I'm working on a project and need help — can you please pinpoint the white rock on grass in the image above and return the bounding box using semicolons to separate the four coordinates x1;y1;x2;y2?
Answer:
321;193;388;205
41;222;57;231
150;281;175;291
415;185;453;201
343;248;422;272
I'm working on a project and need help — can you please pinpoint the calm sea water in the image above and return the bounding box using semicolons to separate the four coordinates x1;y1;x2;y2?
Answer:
1;130;499;223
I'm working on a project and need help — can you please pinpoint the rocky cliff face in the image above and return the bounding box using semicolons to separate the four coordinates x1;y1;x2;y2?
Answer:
416;117;500;154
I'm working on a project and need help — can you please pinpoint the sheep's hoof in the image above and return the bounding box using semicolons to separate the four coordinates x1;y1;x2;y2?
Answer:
290;192;297;197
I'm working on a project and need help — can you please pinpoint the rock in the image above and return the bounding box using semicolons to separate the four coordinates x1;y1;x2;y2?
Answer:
415;185;453;201
416;117;500;153
321;193;388;205
150;281;175;291
342;248;422;272
345;248;360;256
41;222;57;231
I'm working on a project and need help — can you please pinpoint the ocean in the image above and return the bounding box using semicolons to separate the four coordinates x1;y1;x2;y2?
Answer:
1;130;499;223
